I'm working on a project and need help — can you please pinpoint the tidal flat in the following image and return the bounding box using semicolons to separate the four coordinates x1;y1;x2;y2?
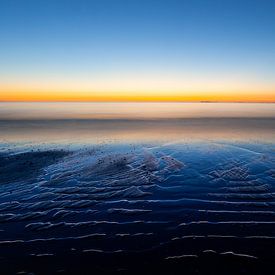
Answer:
0;103;274;274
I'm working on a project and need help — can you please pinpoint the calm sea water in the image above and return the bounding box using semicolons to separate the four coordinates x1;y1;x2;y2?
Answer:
0;102;274;144
1;102;275;119
0;103;274;274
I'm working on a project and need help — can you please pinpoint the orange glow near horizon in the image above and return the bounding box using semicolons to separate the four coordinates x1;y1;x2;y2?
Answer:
1;77;275;102
1;71;275;103
1;89;275;102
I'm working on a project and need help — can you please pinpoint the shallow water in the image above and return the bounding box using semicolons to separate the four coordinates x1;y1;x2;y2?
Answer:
0;103;274;274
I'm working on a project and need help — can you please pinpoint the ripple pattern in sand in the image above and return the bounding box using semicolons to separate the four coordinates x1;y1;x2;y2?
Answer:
0;142;274;273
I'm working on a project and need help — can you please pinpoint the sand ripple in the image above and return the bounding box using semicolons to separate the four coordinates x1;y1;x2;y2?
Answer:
0;142;274;273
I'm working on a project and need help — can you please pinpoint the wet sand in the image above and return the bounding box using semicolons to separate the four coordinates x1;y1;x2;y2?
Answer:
0;103;274;274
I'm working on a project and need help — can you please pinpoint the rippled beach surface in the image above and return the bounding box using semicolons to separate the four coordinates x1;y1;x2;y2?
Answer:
0;103;275;274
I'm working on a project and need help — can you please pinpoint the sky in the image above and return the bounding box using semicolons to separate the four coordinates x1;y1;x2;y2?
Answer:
0;0;275;102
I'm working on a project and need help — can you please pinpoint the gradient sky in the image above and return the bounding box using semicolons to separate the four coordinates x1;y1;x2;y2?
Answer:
0;0;275;102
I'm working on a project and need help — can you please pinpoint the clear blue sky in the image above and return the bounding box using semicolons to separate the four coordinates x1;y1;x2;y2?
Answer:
0;0;274;101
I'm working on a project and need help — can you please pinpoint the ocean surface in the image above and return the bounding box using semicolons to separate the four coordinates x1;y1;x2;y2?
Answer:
0;102;274;274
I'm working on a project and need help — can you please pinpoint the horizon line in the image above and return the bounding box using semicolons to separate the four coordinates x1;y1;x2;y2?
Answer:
0;100;275;104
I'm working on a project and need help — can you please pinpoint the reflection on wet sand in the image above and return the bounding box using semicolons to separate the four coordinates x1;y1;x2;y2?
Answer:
0;118;274;144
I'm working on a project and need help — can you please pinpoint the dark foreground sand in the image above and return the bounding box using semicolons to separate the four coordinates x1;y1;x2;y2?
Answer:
0;137;274;274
